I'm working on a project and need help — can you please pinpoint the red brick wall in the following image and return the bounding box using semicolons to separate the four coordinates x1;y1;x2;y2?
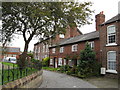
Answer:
49;38;100;67
100;22;119;75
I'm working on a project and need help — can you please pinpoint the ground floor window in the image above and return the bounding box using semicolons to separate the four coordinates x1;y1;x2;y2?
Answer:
58;58;62;66
50;59;53;65
107;51;116;71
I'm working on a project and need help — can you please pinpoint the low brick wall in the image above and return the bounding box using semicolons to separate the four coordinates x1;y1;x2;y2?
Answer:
2;70;43;89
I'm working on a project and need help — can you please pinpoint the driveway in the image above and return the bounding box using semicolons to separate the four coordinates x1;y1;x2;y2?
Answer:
39;70;97;88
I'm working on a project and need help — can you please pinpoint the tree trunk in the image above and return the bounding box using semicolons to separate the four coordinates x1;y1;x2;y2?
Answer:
18;41;29;69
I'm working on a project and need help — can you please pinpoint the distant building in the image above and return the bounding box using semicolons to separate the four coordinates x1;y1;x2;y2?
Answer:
34;26;82;61
0;46;21;60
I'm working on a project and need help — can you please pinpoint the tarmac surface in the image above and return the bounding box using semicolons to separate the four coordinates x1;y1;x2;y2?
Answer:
39;70;97;88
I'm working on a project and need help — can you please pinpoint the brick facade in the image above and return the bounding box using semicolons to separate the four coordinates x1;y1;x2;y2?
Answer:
100;15;120;77
33;12;120;77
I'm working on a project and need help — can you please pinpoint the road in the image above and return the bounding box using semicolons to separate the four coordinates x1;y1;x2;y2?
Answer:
39;70;97;88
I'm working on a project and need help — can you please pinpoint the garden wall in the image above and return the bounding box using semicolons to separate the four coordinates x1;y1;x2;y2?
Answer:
2;70;43;89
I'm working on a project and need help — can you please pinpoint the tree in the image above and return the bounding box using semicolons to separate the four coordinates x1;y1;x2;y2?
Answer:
77;42;100;77
2;2;93;68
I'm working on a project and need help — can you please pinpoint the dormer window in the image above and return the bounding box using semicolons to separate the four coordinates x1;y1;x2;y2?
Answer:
107;25;116;45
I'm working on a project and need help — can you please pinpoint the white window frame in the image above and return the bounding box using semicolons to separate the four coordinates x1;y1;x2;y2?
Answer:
59;34;65;39
107;25;116;46
72;44;78;52
58;58;62;66
52;48;56;53
106;51;117;73
88;41;94;49
60;47;64;53
50;59;53;65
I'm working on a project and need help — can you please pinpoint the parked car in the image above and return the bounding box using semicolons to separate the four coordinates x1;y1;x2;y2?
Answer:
3;57;17;63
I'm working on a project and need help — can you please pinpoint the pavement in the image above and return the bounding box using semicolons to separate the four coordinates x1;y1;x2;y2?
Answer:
39;70;97;88
83;76;118;88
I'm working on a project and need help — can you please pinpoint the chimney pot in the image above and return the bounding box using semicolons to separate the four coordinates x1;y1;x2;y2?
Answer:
95;11;105;31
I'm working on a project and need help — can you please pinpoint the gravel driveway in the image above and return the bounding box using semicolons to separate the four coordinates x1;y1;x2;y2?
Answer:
39;70;97;88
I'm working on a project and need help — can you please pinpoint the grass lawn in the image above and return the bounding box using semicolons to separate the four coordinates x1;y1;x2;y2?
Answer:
2;62;18;67
0;62;38;85
42;67;60;71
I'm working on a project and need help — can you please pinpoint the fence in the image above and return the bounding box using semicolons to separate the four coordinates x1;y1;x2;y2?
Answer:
0;63;40;85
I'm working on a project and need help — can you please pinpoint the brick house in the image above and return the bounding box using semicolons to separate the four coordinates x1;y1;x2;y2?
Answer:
34;26;82;61
99;14;120;76
34;40;49;61
49;31;100;68
48;12;105;68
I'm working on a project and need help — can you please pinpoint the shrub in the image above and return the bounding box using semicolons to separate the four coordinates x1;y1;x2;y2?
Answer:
59;65;71;73
77;42;101;78
31;58;42;70
42;57;50;67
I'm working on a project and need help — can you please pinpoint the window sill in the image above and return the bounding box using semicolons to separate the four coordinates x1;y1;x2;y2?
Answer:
106;43;117;46
106;70;117;74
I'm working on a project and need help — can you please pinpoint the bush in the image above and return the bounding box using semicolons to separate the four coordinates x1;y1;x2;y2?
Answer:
31;58;42;70
77;42;101;78
42;57;50;67
59;65;71;73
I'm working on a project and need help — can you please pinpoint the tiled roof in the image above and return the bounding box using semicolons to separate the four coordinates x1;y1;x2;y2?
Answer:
101;14;120;25
50;31;99;48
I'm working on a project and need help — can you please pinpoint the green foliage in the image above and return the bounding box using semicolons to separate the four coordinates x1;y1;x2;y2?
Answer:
42;57;50;67
59;65;71;73
31;58;42;70
77;42;101;78
42;67;60;71
27;53;33;58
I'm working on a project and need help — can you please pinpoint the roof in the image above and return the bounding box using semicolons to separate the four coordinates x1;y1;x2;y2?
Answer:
101;14;120;25
50;31;99;48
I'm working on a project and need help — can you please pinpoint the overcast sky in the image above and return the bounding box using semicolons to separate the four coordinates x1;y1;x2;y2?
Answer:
8;0;120;52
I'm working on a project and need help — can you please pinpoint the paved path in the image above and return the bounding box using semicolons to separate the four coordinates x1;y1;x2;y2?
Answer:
39;70;97;88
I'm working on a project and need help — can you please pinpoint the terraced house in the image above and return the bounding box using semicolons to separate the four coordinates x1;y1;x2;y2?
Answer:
34;11;120;77
99;13;120;77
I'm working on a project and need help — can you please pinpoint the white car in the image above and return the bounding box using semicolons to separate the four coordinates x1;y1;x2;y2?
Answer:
3;57;17;63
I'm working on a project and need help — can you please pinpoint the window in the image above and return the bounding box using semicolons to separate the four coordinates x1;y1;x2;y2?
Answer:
50;59;53;65
107;25;116;44
107;51;116;71
60;47;64;53
58;58;62;66
72;44;78;52
88;41;94;49
59;34;64;39
43;45;45;52
52;48;56;53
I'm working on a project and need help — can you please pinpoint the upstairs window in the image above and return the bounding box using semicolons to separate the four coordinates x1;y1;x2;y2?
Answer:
107;25;116;44
72;44;78;52
59;34;65;39
88;41;94;49
52;48;56;53
60;47;64;53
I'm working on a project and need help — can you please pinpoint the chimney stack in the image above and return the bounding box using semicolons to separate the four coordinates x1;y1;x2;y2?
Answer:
95;11;105;31
118;1;120;14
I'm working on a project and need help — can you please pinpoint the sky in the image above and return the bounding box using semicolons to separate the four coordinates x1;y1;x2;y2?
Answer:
6;0;120;52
